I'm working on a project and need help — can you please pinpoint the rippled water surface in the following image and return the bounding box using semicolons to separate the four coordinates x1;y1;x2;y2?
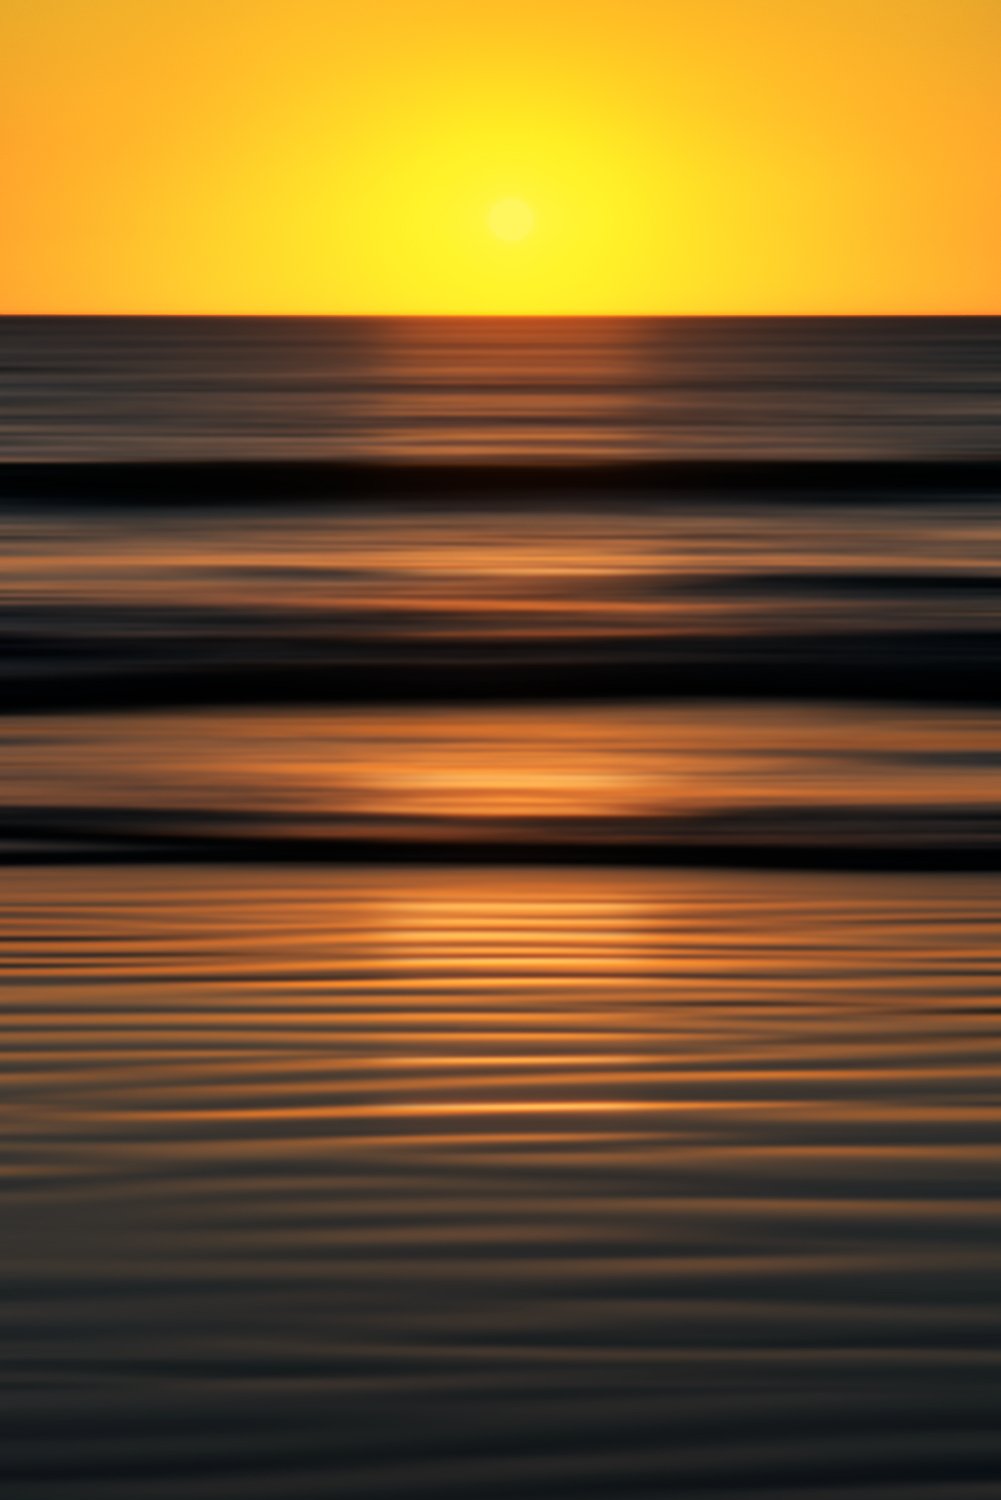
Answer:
4;867;1001;1499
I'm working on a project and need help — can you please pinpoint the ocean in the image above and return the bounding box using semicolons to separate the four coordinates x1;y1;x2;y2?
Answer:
2;315;1000;1498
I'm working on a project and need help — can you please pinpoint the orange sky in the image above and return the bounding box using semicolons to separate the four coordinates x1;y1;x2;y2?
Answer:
2;0;999;313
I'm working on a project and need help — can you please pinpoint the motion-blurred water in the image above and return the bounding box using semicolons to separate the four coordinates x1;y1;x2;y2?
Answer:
1;317;1000;1498
2;315;1000;460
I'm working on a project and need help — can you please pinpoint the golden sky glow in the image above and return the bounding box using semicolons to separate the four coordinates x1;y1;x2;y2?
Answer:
2;0;999;313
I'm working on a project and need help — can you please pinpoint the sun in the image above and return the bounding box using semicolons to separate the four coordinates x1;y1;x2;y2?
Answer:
487;198;536;243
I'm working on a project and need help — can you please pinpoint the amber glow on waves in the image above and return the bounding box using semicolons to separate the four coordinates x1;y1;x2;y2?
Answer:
2;0;1000;313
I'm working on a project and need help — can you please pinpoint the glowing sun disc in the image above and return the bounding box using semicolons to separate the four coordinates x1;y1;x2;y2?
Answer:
488;198;536;242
